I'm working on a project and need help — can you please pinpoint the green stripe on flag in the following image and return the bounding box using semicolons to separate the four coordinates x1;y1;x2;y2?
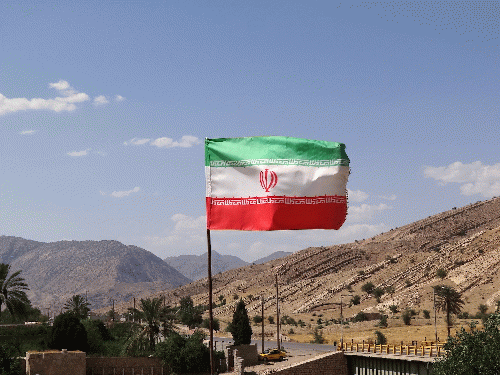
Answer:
205;136;349;167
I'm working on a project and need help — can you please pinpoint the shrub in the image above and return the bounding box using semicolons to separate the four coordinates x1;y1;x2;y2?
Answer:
377;315;388;328
252;315;263;324
361;282;375;295
402;310;412;326
423;310;431;319
353;312;367;322
310;328;325;344
436;268;447;279
389;305;399;314
268;316;275;324
374;330;387;345
350;295;361;306
373;288;385;302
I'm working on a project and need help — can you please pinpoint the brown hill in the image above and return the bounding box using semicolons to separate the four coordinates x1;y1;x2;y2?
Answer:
135;196;500;326
0;237;190;311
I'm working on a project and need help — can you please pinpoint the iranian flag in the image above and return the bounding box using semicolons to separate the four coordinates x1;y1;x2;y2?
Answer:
205;136;350;231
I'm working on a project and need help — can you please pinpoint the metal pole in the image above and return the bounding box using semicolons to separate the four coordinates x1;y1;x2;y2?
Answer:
434;289;438;343
261;295;265;353
207;229;214;375
133;297;136;323
276;274;280;351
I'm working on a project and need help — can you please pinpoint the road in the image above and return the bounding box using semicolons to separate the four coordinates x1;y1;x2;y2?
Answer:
212;336;337;354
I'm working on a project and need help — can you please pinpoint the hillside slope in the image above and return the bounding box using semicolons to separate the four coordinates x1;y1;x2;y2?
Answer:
140;197;500;324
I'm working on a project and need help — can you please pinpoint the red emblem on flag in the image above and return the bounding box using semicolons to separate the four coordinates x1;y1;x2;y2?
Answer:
260;169;278;192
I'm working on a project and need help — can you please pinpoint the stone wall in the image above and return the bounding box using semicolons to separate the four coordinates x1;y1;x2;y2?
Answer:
26;350;86;375
86;356;166;375
264;352;348;375
225;344;258;370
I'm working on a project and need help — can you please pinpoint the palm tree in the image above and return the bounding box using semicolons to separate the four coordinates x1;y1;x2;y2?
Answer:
434;285;465;337
63;294;91;319
0;263;30;320
123;297;169;354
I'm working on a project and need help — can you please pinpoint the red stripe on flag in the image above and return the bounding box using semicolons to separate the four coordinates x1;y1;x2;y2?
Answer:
206;197;347;231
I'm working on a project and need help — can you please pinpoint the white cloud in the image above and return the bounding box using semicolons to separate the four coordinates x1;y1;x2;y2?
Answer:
123;138;151;146
111;186;140;198
151;135;201;148
171;214;206;231
380;194;397;201
424;161;500;198
348;189;369;203
20;130;36;135
93;95;109;105
49;80;71;91
99;191;106;196
67;149;91;157
0;80;124;116
347;203;391;223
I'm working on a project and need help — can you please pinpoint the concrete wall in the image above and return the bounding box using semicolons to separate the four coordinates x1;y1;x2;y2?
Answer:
268;352;348;375
26;350;86;375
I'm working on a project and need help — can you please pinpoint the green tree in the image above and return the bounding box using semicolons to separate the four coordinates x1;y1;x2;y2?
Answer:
0;263;30;320
201;318;220;332
374;330;387;345
361;282;375;295
433;315;500;375
434;285;465;337
178;296;203;328
229;299;252;346
63;295;91;320
123;297;170;354
48;312;88;351
0;342;22;375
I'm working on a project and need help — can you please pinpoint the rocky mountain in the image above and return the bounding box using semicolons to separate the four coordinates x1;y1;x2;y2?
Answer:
164;251;293;281
0;237;191;311
164;251;248;281
138;196;500;324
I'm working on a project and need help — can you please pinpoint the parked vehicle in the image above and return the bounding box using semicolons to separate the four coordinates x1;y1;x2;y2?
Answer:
258;348;287;362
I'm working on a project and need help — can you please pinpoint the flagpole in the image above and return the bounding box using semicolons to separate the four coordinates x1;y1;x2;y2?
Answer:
207;228;214;375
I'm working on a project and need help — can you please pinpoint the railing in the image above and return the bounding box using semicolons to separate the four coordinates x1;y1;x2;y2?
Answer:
339;341;445;357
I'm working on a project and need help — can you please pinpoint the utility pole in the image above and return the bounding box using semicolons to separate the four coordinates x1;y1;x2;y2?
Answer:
340;294;352;350
434;288;438;343
276;274;280;351
133;297;136;323
261;295;265;353
112;299;115;322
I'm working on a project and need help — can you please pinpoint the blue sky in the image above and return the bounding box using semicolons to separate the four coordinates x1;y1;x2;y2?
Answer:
1;1;498;262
